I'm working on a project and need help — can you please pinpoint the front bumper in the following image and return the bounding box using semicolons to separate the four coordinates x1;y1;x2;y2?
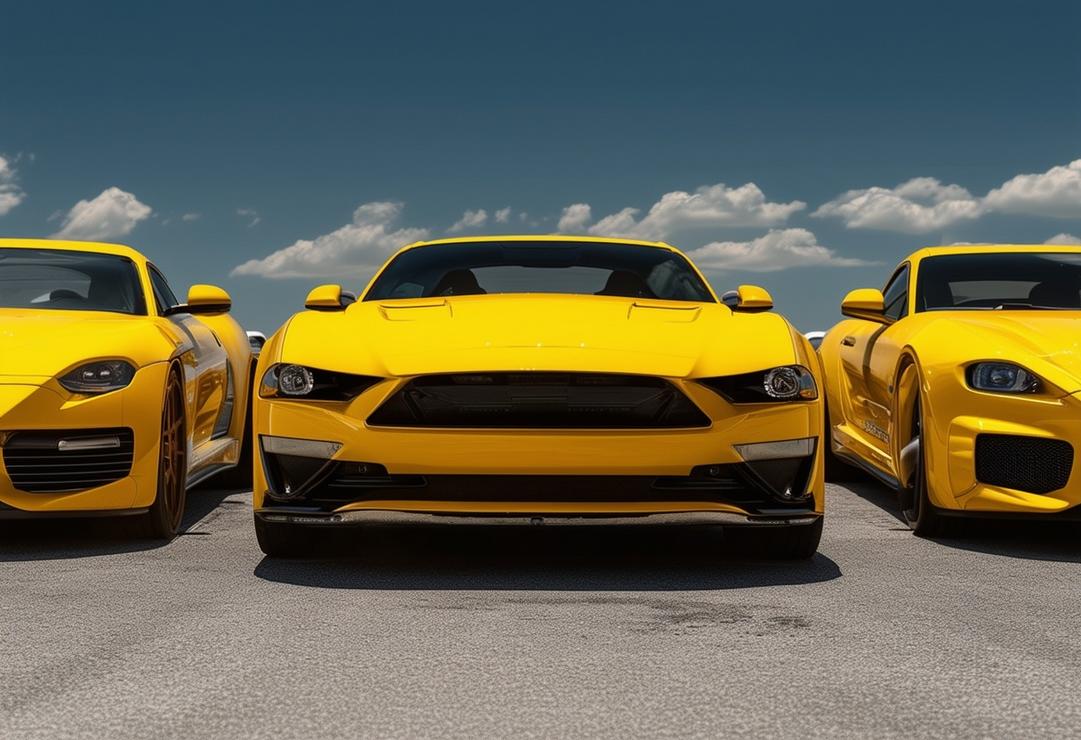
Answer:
255;507;821;527
252;377;825;521
928;386;1081;515
0;363;169;514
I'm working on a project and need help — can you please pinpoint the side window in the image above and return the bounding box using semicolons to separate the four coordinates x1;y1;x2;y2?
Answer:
881;264;909;321
148;266;181;314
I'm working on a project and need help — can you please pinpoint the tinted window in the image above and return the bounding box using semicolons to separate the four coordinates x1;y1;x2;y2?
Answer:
364;242;715;303
148;266;180;312
0;248;146;315
917;252;1081;311
882;264;909;321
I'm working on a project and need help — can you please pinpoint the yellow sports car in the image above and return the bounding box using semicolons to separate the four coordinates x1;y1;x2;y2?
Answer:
0;239;254;538
252;236;825;558
820;244;1081;534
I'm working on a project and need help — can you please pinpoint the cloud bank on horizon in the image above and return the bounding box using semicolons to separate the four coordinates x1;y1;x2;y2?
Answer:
228;158;1081;280
2;155;1079;277
814;159;1081;233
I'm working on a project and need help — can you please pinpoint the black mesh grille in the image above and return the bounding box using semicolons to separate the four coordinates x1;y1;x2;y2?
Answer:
367;373;710;429
974;434;1073;494
264;460;815;514
2;428;135;493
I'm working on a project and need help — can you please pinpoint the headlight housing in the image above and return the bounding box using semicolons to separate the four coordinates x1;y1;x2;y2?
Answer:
967;362;1041;394
699;365;818;403
59;360;136;394
260;363;381;401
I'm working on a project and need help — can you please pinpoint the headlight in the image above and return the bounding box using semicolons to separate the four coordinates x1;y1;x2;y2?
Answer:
260;363;381;401
59;360;136;394
967;362;1040;394
699;365;818;403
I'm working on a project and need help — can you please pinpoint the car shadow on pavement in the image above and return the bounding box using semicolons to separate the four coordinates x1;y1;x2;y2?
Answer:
254;524;842;591
838;473;1081;563
0;485;240;562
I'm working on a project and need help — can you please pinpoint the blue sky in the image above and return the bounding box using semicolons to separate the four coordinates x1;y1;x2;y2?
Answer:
1;0;1079;333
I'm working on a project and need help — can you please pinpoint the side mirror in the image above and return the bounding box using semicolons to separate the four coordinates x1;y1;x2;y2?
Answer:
841;288;890;324
305;284;357;311
721;284;774;311
184;284;232;314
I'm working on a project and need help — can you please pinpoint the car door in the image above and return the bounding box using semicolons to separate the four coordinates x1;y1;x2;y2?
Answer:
838;263;910;466
148;266;229;456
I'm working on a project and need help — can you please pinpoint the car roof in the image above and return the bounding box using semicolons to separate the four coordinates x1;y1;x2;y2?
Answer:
0;238;147;262
401;234;682;253
907;243;1081;263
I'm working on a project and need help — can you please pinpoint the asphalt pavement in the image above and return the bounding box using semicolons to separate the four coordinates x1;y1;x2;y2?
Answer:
1;478;1079;738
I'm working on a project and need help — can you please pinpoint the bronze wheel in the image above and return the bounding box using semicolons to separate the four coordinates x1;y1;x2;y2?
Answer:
138;368;188;539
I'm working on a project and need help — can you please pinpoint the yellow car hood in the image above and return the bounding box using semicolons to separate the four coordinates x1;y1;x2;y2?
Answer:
921;311;1081;391
281;294;798;378
0;309;169;379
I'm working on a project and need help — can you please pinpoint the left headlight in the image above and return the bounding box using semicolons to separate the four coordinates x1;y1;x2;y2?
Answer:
699;365;818;403
260;363;381;401
59;360;136;394
967;362;1041;394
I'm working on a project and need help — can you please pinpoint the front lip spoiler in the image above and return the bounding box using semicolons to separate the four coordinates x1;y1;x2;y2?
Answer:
255;507;821;527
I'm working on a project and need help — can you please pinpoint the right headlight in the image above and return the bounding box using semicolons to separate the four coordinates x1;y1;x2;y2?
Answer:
699;365;818;404
259;363;381;401
967;362;1041;394
59;360;136;394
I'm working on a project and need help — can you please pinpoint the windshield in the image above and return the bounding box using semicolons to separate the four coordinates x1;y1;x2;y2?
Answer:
917;252;1081;311
0;248;147;315
363;241;715;303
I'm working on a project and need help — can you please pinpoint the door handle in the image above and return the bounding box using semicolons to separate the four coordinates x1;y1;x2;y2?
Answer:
842;336;856;347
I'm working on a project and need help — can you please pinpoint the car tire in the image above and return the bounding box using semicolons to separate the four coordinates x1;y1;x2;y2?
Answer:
136;368;189;540
254;517;315;558
899;392;952;537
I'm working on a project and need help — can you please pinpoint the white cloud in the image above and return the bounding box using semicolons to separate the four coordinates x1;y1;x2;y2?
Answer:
448;208;487;233
231;201;429;279
567;183;805;240
52;187;152;240
813;177;985;233
237;208;261;227
1046;233;1081;245
816;159;1081;233
181;212;201;222
985;159;1081;218
0;155;26;216
686;228;874;272
494;207;512;224
557;203;592;233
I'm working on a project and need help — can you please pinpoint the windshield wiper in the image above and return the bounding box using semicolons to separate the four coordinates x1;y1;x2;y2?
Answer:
993;302;1069;310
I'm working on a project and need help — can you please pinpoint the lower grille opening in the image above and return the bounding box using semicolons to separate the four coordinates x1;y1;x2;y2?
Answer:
366;372;711;429
263;458;814;514
975;434;1073;494
2;428;135;493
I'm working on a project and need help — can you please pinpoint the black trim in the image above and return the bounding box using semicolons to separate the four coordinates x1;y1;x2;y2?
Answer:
260;456;817;514
367;372;711;429
2;428;135;493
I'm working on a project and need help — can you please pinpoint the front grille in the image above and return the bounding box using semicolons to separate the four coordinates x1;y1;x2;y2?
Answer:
265;459;814;514
367;372;710;429
2;428;135;493
975;434;1073;494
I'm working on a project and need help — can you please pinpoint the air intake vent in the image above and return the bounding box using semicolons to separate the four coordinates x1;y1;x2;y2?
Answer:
2;428;135;493
974;434;1072;494
367;373;710;429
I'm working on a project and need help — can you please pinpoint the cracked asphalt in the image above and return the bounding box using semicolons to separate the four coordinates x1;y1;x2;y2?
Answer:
1;478;1079;738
